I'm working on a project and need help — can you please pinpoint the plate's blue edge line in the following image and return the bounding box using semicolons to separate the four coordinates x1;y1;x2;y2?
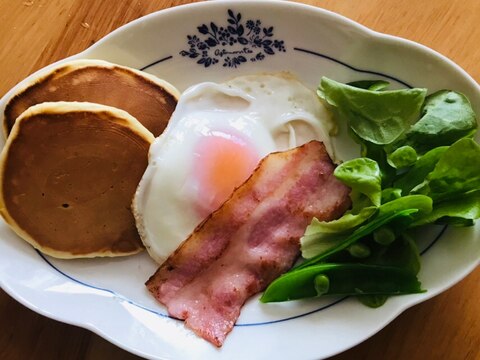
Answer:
420;225;448;255
139;56;173;71
293;47;413;88
36;225;447;327
35;251;170;318
35;248;346;326
235;296;348;326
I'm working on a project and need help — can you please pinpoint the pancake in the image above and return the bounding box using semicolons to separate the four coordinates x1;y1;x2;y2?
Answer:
0;102;155;258
3;59;180;137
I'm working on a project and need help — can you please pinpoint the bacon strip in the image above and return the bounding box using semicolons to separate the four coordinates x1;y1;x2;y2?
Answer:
146;141;351;346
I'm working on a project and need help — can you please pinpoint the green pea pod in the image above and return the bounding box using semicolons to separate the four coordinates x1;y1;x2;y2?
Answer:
260;263;424;303
357;294;388;308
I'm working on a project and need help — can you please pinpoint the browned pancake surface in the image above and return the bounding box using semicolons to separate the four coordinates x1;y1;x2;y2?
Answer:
4;62;178;136
0;103;153;257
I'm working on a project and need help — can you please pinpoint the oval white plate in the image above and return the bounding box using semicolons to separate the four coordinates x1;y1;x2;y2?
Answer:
0;1;479;359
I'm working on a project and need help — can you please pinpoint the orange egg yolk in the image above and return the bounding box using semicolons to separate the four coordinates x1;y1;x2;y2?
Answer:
193;131;259;218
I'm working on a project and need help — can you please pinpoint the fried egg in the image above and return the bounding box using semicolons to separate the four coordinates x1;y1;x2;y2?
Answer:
133;73;335;263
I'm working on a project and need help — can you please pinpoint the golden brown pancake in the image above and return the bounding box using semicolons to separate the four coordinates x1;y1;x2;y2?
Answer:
0;102;155;258
3;59;180;137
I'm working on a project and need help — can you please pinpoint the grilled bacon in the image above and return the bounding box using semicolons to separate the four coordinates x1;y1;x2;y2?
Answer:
146;141;351;346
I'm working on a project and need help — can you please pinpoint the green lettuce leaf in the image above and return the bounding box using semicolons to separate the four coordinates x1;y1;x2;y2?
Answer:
387;145;417;169
411;190;480;227
300;207;377;259
404;90;477;153
394;146;448;194
377;195;432;218
318;77;427;145
334;158;382;206
347;79;390;91
381;188;402;203
413;138;480;201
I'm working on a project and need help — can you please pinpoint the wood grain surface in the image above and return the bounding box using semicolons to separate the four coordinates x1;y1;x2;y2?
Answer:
0;1;479;359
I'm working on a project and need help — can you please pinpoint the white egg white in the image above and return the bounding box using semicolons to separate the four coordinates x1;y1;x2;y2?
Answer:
224;72;335;153
133;73;335;263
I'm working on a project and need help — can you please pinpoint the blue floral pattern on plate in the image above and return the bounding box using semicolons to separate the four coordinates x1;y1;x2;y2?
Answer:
179;9;286;68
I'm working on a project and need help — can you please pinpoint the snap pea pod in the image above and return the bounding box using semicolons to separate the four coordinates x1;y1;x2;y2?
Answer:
260;263;424;303
294;208;418;271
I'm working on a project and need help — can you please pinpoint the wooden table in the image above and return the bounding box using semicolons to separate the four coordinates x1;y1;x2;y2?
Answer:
0;1;479;359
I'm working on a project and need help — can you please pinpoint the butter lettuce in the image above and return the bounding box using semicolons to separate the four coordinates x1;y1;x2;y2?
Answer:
347;79;390;91
394;146;448;194
318;77;427;145
381;188;402;203
412;190;480;227
413;138;480;201
300;206;376;259
334;158;382;207
404;90;477;153
387;146;417;169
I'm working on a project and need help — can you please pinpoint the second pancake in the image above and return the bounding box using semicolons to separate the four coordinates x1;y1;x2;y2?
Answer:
3;59;180;137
